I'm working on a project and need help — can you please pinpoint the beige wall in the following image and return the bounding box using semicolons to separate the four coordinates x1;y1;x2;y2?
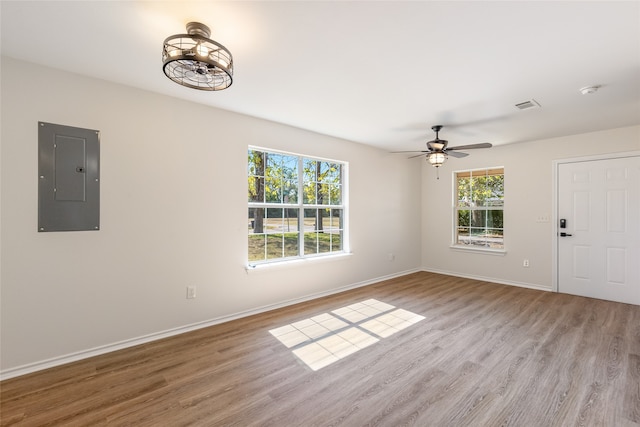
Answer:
421;125;640;288
0;57;421;375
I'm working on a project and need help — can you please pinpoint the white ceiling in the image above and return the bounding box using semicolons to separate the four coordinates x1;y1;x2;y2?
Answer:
1;1;639;152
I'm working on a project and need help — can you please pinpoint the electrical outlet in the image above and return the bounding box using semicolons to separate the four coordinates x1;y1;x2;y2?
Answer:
388;253;395;261
186;286;196;299
523;259;530;268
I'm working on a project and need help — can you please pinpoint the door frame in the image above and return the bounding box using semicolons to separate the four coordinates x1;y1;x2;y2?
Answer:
551;150;640;293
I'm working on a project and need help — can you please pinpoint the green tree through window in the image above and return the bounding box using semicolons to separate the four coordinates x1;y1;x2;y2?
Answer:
455;167;504;249
248;148;346;264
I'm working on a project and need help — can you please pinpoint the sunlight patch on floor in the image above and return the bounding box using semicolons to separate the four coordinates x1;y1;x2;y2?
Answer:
269;299;425;370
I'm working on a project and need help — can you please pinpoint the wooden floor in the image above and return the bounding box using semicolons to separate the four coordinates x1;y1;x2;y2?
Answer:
2;272;639;426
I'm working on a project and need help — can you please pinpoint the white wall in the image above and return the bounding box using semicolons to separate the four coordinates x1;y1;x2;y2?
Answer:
0;57;422;375
421;125;640;288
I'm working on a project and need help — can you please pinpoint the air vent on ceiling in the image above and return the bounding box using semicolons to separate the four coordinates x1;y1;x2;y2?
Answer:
515;99;541;110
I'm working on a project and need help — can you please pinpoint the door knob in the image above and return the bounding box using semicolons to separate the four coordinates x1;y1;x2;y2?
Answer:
560;232;572;237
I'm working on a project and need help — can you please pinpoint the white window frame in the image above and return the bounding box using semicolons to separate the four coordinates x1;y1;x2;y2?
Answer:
451;166;506;255
247;146;349;267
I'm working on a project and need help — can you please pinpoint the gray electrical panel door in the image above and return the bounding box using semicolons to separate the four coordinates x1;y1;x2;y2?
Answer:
38;122;100;231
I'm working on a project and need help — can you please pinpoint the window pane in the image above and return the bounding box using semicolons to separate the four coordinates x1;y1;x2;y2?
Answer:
457;209;470;227
318;232;331;254
325;163;339;183
248;149;266;203
330;184;342;205
287;207;299;222
248;208;266;234
247;150;265;176
264;175;281;203
266;152;280;171
468;228;488;247
283;179;298;203
283;155;298;177
457;176;471;207
283;233;299;257
303;208;317;232
486;209;503;228
248;176;264;202
303;181;316;204
456;227;469;245
318;183;330;205
319;162;340;183
334;164;342;183
486;228;504;249
328;210;343;251
326;209;342;231
304;232;318;255
317;161;328;180
266;234;283;259
282;209;299;234
264;208;283;232
331;230;343;252
303;158;316;182
489;174;504;206
248;234;265;262
470;210;487;228
471;176;488;206
321;208;331;230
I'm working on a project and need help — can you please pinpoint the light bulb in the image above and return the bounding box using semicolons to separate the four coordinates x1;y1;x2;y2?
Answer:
196;43;209;57
168;48;181;58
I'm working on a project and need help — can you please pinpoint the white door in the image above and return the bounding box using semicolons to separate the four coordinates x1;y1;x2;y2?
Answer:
557;155;640;305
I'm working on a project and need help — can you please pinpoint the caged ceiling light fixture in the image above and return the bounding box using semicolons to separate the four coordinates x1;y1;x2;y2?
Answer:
162;22;233;91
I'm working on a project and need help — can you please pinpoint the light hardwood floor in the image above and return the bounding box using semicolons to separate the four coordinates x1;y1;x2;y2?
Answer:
2;272;639;426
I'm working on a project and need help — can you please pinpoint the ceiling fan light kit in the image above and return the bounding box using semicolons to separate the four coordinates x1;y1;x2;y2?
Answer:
162;22;233;91
427;151;447;167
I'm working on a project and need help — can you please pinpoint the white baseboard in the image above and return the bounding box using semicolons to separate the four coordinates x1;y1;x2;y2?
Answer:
421;267;553;292
0;268;420;381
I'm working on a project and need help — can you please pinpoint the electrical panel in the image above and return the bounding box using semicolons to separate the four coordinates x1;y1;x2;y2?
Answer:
38;122;100;232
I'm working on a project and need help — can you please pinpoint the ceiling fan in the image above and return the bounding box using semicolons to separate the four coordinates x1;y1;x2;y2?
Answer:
395;125;492;168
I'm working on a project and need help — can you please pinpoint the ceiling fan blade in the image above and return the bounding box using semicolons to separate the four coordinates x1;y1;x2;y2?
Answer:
408;153;426;159
448;151;469;158
390;150;429;153
447;142;492;151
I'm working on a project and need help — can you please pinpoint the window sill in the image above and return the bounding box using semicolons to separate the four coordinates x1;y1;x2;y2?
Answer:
245;252;353;273
449;245;507;256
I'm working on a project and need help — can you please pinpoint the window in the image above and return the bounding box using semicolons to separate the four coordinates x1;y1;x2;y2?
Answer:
248;148;346;265
454;167;504;250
